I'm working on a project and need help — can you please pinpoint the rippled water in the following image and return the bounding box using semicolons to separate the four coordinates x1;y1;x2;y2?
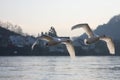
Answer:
0;56;120;80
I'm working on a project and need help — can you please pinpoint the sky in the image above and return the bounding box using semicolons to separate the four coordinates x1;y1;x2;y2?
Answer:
0;0;120;37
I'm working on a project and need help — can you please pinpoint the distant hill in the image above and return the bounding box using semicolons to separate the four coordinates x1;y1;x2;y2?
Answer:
78;14;120;40
0;26;21;47
94;14;120;40
0;26;20;37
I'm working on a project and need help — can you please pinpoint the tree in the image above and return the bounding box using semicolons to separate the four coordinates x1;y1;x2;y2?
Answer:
14;25;23;35
48;27;57;37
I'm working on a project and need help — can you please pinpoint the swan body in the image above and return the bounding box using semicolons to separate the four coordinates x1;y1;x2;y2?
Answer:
84;37;99;45
32;35;75;58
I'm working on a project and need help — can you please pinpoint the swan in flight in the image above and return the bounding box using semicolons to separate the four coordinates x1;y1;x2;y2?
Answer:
32;35;75;58
71;23;115;55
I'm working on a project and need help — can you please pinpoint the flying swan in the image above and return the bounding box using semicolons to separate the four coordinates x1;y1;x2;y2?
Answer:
71;23;115;55
32;35;75;58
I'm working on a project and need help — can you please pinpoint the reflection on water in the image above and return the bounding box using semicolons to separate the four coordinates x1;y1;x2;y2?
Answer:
0;56;120;80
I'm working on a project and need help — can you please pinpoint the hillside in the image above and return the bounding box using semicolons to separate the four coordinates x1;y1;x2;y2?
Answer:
94;14;120;40
1;14;120;56
0;26;20;37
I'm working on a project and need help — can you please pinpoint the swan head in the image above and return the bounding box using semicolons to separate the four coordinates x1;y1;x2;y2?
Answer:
84;39;89;45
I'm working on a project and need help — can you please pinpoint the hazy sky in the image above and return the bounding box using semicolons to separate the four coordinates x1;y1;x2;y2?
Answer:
0;0;120;37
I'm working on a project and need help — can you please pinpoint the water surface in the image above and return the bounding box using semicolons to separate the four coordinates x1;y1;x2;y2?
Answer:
0;56;120;80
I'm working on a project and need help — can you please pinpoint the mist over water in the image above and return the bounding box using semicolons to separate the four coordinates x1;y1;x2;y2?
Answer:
0;56;120;80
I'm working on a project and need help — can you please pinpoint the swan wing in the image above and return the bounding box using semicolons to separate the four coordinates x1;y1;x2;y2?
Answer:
100;36;115;55
40;35;53;41
71;23;94;38
31;39;39;50
63;41;76;59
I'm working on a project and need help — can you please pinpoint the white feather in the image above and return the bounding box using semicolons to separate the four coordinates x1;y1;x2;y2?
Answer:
63;41;76;59
100;37;115;54
31;39;39;50
71;23;115;55
32;35;76;58
71;23;94;38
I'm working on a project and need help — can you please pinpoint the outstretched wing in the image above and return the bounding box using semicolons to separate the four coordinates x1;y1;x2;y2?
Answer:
100;36;115;55
71;23;94;38
31;39;39;50
40;35;53;41
63;41;76;59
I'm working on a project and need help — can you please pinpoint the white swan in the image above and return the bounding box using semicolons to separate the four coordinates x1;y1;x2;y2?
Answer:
32;35;75;58
71;23;115;55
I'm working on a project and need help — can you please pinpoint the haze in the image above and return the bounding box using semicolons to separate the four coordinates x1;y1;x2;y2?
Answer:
0;0;120;37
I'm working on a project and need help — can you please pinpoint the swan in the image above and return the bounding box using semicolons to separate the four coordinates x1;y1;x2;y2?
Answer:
32;35;75;58
71;23;115;55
